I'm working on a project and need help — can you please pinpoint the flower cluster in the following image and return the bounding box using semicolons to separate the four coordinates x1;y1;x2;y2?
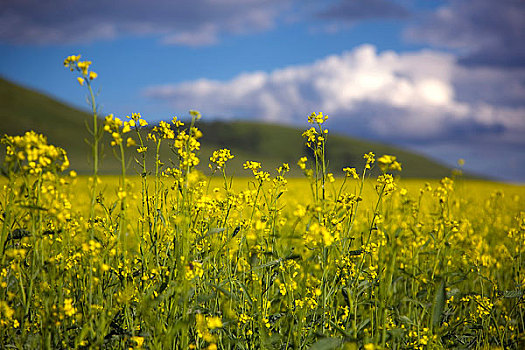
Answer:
298;156;308;170
104;114;136;147
304;222;338;248
63;54;97;85
377;154;402;172
301;127;328;149
363;152;375;170
185;261;204;280
343;167;359;179
308;112;328;125
2;131;69;175
195;313;223;346
243;161;270;182
376;174;396;195
154;121;175;140
173;129;201;169
209;149;234;169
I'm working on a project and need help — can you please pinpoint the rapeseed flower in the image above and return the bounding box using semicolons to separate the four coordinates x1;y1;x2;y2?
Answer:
130;336;144;348
210;148;234;169
298;156;308;170
363;152;375;169
63;298;76;317
343;167;359;179
376;174;396;195
377;154;402;172
1;54;520;349
308;112;328;125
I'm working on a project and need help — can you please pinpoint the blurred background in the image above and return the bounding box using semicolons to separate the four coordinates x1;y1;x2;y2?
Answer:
1;0;524;181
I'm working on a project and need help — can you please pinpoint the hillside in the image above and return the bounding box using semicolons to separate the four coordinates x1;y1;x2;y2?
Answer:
1;77;455;178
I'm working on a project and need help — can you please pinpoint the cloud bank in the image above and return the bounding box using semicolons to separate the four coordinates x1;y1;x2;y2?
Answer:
2;0;408;46
144;44;525;143
0;0;289;45
406;0;525;68
317;0;409;21
144;44;525;181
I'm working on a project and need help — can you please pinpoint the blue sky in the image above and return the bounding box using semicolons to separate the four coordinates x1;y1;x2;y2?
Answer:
1;0;524;181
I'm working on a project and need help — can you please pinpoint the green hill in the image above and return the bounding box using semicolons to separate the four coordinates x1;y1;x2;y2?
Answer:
1;77;455;178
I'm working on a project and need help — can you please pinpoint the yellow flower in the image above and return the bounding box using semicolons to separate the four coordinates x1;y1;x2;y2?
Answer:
122;122;132;133
77;60;92;76
363;152;375;169
189;109;201;120
308;111;328;124
89;71;97;80
207;316;223;329
210;149;234;168
63;54;81;69
130;336;144;347
77;77;84;86
63;298;76;317
117;188;127;200
298;156;308;170
111;132;122;146
172;116;185;128
185;261;204;280
304;222;336;247
277;162;290;174
343;167;359;179
0;301;15;318
153;121;175;139
376;174;396;195
377;155;402;172
126;137;136;147
302;127;317;144
279;283;287;295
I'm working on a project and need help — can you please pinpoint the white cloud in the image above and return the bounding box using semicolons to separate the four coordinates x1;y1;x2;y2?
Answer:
145;44;525;141
161;25;219;46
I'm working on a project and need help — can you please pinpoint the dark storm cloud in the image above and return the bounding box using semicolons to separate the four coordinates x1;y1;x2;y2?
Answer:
407;0;525;68
1;0;414;46
452;66;525;108
317;0;410;21
0;0;288;45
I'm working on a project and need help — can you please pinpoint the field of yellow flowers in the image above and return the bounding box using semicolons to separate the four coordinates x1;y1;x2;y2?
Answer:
1;55;524;349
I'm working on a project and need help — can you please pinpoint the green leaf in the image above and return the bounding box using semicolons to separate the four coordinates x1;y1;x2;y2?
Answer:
503;290;523;298
357;318;370;333
255;258;284;269
328;319;350;337
196;227;225;243
432;279;446;328
236;280;253;306
18;204;48;211
207;282;239;301
399;315;413;325
308;337;342;350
